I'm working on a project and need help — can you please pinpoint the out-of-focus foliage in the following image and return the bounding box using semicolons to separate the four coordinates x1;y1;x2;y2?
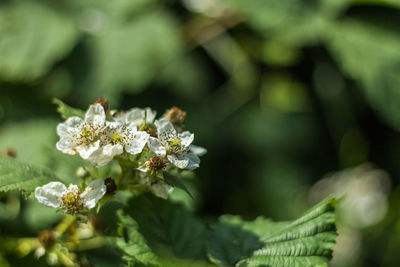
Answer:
1;0;400;266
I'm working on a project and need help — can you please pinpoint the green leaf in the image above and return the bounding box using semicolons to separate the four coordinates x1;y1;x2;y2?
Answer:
224;0;342;45
207;216;264;266
0;119;83;185
163;172;193;199
237;197;337;267
207;197;337;267
325;18;400;130
116;210;160;266
53;98;85;120
0;156;63;197
118;194;209;263
0;1;79;82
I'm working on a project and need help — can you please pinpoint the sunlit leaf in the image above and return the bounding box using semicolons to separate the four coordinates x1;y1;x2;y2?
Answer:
0;156;63;197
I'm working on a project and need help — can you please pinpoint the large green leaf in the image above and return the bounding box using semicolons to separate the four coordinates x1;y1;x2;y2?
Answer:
325;19;400;130
116;210;160;266
0;0;79;82
118;194;209;263
236;197;337;267
0;156;63;197
207;197;337;267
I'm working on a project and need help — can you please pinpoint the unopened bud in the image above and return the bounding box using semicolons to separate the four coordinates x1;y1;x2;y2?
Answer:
3;148;17;158
163;106;186;125
38;230;55;249
104;177;117;196
93;97;110;113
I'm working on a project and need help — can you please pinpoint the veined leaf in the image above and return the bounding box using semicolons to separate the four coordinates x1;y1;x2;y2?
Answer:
237;197;337;267
163;172;193;199
53;98;85;120
118;194;209;263
207;197;337;267
0;156;63;197
116;210;160;266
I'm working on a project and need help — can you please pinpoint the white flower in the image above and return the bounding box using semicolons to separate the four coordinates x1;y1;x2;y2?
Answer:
35;179;106;213
148;119;201;170
124;107;157;127
56;104;106;160
87;121;149;167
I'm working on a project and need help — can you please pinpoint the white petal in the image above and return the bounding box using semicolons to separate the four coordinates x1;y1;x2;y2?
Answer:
150;181;173;199
145;107;157;124
112;110;127;123
77;140;101;159
190;145;207;156
105;120;122;130
56;117;83;137
178;131;194;147
35;247;46;259
148;137;166;156
56;137;78;155
184;153;200;170
125;131;149;155
137;163;148;173
155;118;176;137
167;153;200;170
67;184;80;194
103;143;124;158
85;104;106;127
35;182;67;208
125;108;145;126
88;143;123;167
81;179;106;209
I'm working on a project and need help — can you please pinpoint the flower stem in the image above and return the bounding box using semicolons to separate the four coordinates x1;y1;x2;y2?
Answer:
55;215;76;236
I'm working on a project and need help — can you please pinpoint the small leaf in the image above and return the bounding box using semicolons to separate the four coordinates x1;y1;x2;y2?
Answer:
0;156;64;197
53;98;85;120
163;172;193;199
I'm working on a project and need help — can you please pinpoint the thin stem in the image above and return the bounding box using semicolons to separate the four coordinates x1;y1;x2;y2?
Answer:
54;215;76;236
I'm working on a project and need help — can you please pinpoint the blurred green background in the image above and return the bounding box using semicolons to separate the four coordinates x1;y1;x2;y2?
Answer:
1;0;400;266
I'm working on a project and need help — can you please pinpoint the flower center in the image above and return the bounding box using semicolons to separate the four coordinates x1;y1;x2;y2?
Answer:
80;126;97;144
169;138;181;147
112;132;123;144
61;192;81;214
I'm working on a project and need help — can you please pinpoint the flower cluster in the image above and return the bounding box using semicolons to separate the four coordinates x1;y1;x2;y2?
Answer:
35;101;206;212
56;103;204;169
